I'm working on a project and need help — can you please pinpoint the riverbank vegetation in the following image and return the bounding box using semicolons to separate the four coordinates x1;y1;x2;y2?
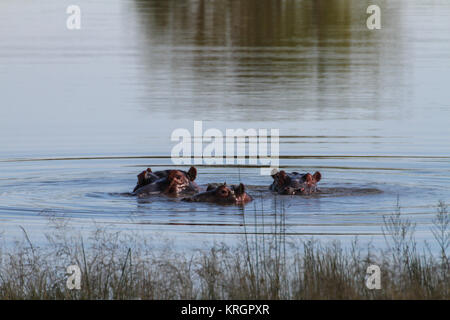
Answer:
0;201;448;299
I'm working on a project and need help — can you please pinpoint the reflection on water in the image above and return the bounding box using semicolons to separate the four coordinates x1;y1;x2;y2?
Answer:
131;0;408;121
0;0;450;250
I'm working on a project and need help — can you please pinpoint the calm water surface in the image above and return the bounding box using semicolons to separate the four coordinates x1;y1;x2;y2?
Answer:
1;0;450;250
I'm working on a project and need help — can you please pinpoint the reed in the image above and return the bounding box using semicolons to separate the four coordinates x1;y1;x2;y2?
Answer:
0;201;448;300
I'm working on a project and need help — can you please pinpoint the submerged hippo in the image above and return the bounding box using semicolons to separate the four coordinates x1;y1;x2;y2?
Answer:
133;167;199;196
182;183;252;205
133;167;198;192
270;170;322;195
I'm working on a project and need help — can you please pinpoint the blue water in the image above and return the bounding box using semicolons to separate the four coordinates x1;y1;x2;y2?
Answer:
0;0;449;251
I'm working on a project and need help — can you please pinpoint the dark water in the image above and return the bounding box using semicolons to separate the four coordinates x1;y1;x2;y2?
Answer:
1;0;449;249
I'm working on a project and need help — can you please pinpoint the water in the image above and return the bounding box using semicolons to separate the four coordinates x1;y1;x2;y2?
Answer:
1;0;449;250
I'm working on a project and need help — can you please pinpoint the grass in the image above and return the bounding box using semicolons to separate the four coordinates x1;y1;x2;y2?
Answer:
0;201;448;299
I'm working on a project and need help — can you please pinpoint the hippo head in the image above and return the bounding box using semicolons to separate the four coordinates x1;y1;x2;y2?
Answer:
165;167;199;195
133;166;198;194
270;170;321;195
182;183;252;205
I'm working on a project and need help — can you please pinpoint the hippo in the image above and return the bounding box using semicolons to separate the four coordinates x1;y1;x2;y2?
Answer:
133;167;199;196
270;170;322;195
182;183;252;205
133;167;198;192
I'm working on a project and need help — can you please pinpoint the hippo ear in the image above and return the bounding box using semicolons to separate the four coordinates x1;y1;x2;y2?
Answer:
234;183;245;196
137;171;147;185
271;170;282;180
278;171;290;185
187;166;197;181
313;171;322;182
272;170;286;179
